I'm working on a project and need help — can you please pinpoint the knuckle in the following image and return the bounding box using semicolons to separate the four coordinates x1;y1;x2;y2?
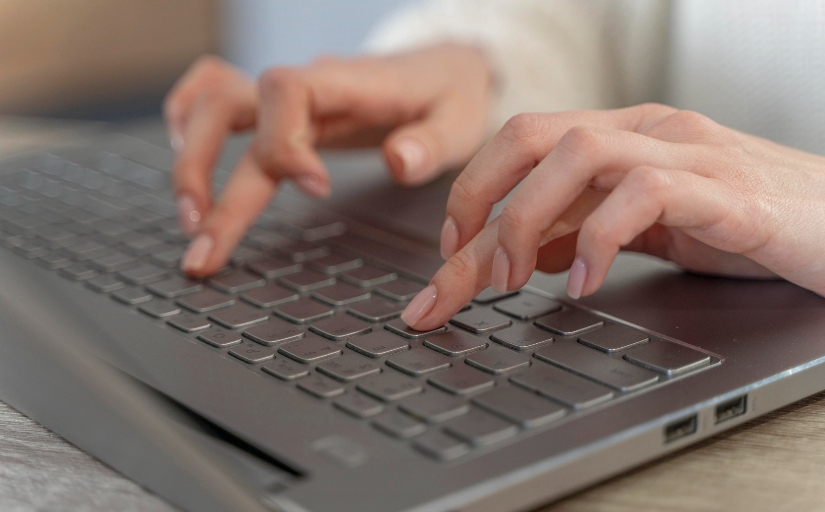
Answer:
500;112;549;145
449;172;480;205
625;166;670;196
556;126;604;160
258;67;301;95
192;54;231;81
666;110;718;133
441;250;477;285
580;214;613;245
635;102;678;118
498;203;529;237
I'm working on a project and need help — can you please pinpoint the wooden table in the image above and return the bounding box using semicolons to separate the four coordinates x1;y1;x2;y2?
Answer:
2;117;825;512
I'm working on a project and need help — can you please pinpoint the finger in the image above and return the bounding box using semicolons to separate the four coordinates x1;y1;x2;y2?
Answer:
441;104;676;259
180;150;277;276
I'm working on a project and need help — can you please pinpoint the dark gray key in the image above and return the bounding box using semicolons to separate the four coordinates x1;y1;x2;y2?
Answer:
122;234;163;254
494;293;561;320
281;212;346;240
473;287;519;304
149;246;185;267
85;275;125;293
398;391;469;423
372;410;426;439
428;365;495;395
510;361;614;409
333;392;384;418
65;240;109;260
167;313;211;333
311;282;371;306
535;309;604;336
443;408;519;446
356;371;423;401
383;319;447;339
578;324;650;353
240;283;299;308
261;358;309;381
317;353;382;381
247;255;302;278
623;341;711;375
423;331;487;357
228;340;276;364
177;289;235;313
310;253;362;275
465;346;530;375
35;225;76;246
473;386;566;428
111;286;153;305
13;240;49;259
118;263;167;285
346;330;409;358
310;314;372;341
146;276;203;298
534;342;659;392
208;303;269;329
228;245;261;267
450;308;512;334
278;336;342;363
138;300;181;319
490;324;554;351
244;227;288;250
341;265;396;287
413;431;470;461
209;269;265;293
276;240;329;262
278;269;336;292
386;348;451;376
297;373;345;398
346;297;407;323
38;251;73;270
274;298;334;324
243;319;305;346
374;277;425;301
197;327;243;348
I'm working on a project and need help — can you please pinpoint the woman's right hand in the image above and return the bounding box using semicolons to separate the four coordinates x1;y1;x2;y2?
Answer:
163;45;495;276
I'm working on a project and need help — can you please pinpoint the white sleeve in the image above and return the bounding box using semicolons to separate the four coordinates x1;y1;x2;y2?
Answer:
364;0;671;135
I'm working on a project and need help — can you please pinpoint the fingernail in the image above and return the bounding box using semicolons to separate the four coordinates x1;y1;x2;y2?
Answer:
296;174;330;198
567;257;587;299
177;194;201;236
170;131;184;153
395;138;427;180
491;247;511;293
181;234;214;273
401;284;438;327
440;216;459;260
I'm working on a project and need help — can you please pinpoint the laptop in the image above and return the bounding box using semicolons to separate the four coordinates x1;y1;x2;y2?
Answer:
0;132;824;512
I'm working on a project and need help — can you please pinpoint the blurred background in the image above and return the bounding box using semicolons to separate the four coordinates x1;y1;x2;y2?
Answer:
0;0;409;121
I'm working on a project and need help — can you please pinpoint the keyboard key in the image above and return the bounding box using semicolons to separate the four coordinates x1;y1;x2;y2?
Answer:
243;319;305;346
347;297;407;323
473;287;519;304
111;286;153;305
493;293;561;320
357;371;423;401
623;341;711;375
208;303;269;329
167;313;211;333
261;358;310;381
372;410;426;439
534;309;604;336
244;227;288;250
310;282;371;306
65;240;109;260
228;245;261;267
197;327;243;348
278;269;336;292
341;265;396;287
209;269;265;293
490;324;554;351
149;246;185;267
274;298;334;324
333;392;384;418
117;263;167;285
398;391;469;423
297;373;345;398
346;330;410;358
146;276;203;298
449;309;512;334
228;340;276;364
13;240;49;259
316;353;382;381
37;251;73;270
443;408;519;447
240;283;299;308
534;342;659;392
281;211;346;241
510;361;614;409
374;277;425;301
85;274;125;293
465;346;531;375
413;430;470;461
138;300;181;319
310;313;370;339
247;255;301;278
386;348;451;376
278;336;342;363
122;234;163;254
177;289;235;313
423;331;487;357
383;319;447;339
310;253;362;274
472;386;566;428
428;365;495;395
578;324;650;353
276;240;329;262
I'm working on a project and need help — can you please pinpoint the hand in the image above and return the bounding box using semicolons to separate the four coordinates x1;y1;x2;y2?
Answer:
401;103;825;330
163;46;494;276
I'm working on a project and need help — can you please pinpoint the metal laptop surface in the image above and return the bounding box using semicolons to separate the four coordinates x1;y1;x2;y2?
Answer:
1;134;825;512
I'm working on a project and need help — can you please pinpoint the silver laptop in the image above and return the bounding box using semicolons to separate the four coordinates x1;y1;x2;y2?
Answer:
1;133;824;512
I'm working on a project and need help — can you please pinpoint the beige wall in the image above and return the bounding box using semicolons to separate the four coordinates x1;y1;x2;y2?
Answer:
0;0;216;115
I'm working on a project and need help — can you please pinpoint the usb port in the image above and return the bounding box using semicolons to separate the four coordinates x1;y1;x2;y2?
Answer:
664;415;697;443
715;395;747;424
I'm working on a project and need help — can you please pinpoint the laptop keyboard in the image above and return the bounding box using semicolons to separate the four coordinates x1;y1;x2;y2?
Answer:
0;141;718;462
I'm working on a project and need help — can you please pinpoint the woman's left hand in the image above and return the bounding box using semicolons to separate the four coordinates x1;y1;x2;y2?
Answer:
401;103;825;329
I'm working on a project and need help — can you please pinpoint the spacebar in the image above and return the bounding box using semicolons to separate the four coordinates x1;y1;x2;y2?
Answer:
331;232;442;282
